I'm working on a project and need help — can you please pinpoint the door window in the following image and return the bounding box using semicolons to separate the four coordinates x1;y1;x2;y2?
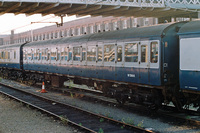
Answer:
117;46;122;62
125;43;138;62
141;45;148;63
150;42;158;63
87;46;96;62
104;44;115;62
73;47;81;61
97;46;102;62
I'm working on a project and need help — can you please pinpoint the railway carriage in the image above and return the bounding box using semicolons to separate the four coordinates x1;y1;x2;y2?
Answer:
2;21;200;111
21;22;186;109
0;43;25;79
178;20;200;109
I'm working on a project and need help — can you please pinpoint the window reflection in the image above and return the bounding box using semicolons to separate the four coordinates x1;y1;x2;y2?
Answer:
98;47;102;62
125;43;138;62
73;47;81;61
117;46;122;62
87;46;96;61
150;42;158;63
104;44;115;62
82;47;86;61
141;45;148;63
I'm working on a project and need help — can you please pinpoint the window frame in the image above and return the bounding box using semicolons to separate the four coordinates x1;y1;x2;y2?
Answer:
103;43;116;67
73;46;81;62
149;40;159;69
124;41;140;68
150;41;158;64
87;45;97;62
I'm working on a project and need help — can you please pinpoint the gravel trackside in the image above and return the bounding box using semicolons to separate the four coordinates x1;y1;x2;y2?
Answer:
1;79;200;133
0;94;80;133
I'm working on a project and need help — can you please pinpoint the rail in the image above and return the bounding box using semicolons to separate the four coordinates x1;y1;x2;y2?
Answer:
0;82;154;133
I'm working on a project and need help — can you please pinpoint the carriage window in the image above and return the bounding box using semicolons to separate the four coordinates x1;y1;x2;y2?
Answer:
104;44;115;62
51;49;56;60
150;42;158;63
125;43;138;62
8;52;10;59
31;50;34;60
37;49;41;60
42;49;46;60
64;47;68;61
34;49;37;60
47;49;50;61
5;51;8;59
98;46;102;62
14;51;16;59
39;51;42;60
23;50;26;60
87;46;96;61
82;47;86;61
28;51;31;60
73;47;81;61
117;46;122;62
1;51;4;59
141;45;148;63
61;47;68;61
56;48;60;61
69;48;72;61
61;48;64;60
25;51;28;60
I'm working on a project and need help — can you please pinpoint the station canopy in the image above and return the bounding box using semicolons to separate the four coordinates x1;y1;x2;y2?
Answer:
0;0;199;18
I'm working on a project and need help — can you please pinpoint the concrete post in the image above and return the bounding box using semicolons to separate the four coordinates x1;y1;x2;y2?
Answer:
10;30;14;44
101;23;105;32
153;18;158;25
129;17;133;28
137;18;143;27
0;38;3;45
94;24;97;33
109;22;113;31
117;20;123;30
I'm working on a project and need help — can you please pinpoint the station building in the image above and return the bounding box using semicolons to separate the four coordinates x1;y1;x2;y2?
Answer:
2;16;158;45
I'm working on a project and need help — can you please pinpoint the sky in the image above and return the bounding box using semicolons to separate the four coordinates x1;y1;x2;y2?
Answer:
0;14;84;35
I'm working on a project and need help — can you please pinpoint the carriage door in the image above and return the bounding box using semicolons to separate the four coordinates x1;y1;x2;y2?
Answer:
139;41;150;84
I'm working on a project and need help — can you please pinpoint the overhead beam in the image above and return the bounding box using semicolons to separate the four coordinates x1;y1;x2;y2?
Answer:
100;6;129;16
81;6;121;16
0;2;21;15
15;3;39;15
99;7;141;17
28;3;59;15
74;5;102;15
56;4;87;15
43;4;72;16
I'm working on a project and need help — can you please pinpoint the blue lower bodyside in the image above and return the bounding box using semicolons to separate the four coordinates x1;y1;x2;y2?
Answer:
180;70;200;91
24;63;161;86
0;63;20;69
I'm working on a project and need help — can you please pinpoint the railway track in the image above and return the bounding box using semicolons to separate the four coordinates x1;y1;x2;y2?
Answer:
45;82;200;128
0;82;153;133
